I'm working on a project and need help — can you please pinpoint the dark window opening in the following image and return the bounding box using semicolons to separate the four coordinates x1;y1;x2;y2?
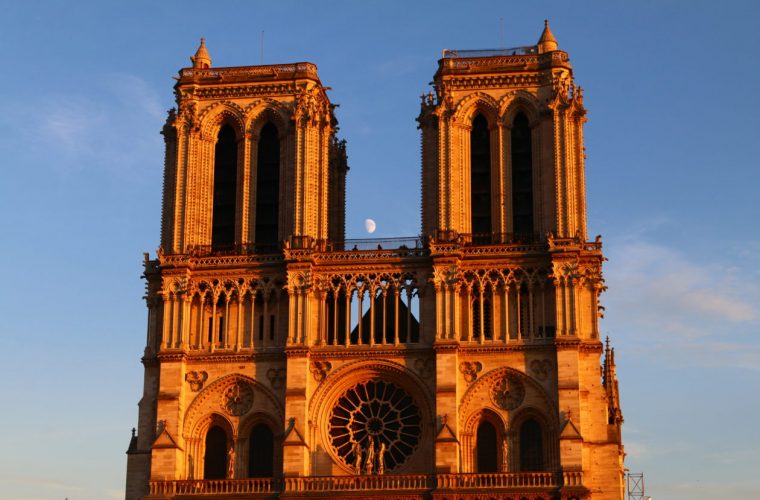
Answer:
212;125;237;250
351;288;420;344
248;424;274;477
327;289;348;345
255;123;280;246
511;112;533;236
519;284;529;338
269;314;275;341
476;420;499;472
204;425;228;479
472;294;493;340
470;114;492;236
520;418;544;471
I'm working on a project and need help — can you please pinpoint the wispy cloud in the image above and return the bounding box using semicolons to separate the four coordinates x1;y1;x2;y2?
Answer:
603;235;760;368
1;72;166;179
43;97;106;156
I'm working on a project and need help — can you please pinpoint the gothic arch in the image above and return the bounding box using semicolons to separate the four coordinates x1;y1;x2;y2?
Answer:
462;408;506;473
238;411;281;478
191;412;235;442
458;366;558;430
247;101;291;138
453;92;500;127
499;91;542;126
183;372;284;439
199;101;246;140
462;407;506;439
509;405;557;471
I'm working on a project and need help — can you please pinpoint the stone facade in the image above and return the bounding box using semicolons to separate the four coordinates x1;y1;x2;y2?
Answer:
126;23;625;500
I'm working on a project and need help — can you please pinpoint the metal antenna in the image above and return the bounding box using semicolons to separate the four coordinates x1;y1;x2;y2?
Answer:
260;30;264;64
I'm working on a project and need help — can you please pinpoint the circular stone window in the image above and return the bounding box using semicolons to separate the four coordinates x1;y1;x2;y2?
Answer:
328;379;422;472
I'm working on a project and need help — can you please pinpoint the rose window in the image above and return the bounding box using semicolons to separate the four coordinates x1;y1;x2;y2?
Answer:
220;381;254;416
490;374;525;410
328;379;421;472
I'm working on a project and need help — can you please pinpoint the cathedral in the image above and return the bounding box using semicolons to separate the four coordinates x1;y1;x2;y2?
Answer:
125;22;625;500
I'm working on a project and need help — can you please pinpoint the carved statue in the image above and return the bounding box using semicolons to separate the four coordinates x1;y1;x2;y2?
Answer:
364;439;375;475
377;442;387;475
352;441;362;475
501;437;509;472
227;446;235;479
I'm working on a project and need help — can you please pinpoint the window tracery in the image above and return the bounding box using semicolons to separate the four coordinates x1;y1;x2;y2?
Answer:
327;379;422;473
321;272;421;346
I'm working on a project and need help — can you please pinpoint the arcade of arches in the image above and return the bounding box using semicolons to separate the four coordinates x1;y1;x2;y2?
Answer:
126;22;625;500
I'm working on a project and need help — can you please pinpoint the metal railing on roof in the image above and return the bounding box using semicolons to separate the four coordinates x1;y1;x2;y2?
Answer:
442;46;538;58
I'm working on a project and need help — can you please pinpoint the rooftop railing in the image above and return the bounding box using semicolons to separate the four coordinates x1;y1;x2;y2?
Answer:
443;46;538;58
323;236;425;252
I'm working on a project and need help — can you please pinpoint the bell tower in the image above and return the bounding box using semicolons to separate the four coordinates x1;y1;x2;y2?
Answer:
420;21;588;241
160;40;345;255
419;21;624;497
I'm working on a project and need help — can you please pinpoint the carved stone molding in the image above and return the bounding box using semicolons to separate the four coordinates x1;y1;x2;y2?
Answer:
220;381;254;416
459;361;483;383
185;371;208;392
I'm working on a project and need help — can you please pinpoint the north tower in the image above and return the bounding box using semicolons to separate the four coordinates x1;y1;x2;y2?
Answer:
126;23;625;500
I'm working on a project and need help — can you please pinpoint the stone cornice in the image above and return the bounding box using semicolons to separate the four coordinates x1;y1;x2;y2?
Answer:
554;338;603;352
456;341;557;354
308;345;431;359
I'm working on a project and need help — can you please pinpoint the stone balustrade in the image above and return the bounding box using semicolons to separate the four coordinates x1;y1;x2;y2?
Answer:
147;471;579;498
436;471;558;489
149;478;274;496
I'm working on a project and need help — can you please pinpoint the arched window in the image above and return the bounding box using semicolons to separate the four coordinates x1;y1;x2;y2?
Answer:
255;123;280;246
470;114;492;237
212;125;238;249
204;425;228;479
476;420;499;472
511;112;533;237
519;418;544;471
248;424;274;477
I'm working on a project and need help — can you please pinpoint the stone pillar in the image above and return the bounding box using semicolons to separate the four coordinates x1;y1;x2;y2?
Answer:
149;359;186;480
282;348;309;477
434;343;459;473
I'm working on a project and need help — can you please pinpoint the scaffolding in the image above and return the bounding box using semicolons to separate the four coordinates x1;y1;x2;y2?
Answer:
627;471;649;500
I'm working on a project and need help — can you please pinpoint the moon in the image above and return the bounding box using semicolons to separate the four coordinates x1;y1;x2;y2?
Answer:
364;218;377;234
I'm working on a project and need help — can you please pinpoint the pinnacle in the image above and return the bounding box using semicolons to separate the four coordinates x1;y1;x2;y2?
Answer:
191;37;212;68
537;20;558;53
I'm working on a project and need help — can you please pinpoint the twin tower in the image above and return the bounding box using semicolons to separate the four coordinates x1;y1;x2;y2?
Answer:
126;23;625;500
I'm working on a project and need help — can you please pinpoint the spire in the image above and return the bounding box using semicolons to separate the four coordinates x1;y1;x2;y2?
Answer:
537;20;558;53
191;38;212;68
603;336;624;436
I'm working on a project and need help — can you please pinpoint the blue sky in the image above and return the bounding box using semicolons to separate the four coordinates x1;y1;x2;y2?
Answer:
0;1;758;499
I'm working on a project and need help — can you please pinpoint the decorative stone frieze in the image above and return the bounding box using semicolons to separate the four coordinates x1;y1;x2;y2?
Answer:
185;371;208;392
459;361;483;383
